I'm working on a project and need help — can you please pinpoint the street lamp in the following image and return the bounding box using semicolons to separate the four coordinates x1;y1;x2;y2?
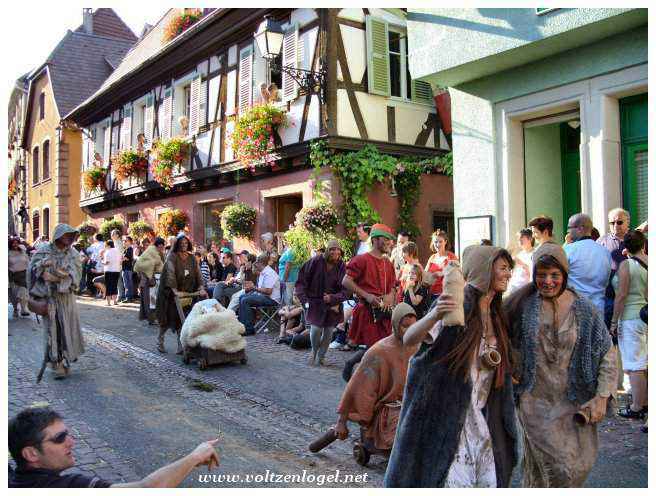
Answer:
254;16;327;103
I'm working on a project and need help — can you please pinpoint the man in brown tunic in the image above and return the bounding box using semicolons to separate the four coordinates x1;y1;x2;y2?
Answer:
334;303;419;450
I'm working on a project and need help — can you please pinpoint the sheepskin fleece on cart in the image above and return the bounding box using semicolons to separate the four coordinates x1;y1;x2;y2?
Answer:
180;299;246;353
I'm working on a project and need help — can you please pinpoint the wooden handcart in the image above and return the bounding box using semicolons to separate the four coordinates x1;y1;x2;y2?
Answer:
175;291;248;371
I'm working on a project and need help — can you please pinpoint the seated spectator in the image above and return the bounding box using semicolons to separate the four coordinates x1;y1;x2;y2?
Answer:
238;254;281;335
401;264;430;319
9;407;219;488
276;301;310;349
211;251;238;300
226;253;258;312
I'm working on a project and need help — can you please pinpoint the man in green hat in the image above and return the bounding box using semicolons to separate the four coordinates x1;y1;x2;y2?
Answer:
27;224;84;380
342;223;397;349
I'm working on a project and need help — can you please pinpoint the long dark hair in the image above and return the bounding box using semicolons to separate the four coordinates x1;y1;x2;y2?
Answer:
440;252;513;389
172;236;191;253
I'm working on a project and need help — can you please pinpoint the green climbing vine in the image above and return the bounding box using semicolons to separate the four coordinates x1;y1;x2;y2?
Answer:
309;139;452;239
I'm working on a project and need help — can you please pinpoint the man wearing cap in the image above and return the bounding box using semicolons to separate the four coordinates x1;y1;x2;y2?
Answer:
27;224;84;380
333;303;419;451
342;223;397;349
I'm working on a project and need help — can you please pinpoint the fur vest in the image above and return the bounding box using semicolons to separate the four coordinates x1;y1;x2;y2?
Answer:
384;293;518;488
508;290;611;405
133;245;164;279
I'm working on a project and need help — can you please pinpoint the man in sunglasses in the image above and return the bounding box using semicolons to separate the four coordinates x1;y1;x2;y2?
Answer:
9;407;220;488
597;208;631;271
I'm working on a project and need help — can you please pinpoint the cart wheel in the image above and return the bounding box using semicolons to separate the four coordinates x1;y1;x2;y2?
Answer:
199;359;207;370
240;358;248;365
353;442;370;467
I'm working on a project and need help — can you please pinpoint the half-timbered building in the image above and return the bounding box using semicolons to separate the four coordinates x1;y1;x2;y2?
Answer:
66;8;453;255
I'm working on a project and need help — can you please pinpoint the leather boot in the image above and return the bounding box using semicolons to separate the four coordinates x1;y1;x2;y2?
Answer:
157;328;166;353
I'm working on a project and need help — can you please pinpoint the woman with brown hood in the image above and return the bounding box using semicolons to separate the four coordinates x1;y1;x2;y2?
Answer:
385;245;518;488
504;243;617;487
155;234;207;354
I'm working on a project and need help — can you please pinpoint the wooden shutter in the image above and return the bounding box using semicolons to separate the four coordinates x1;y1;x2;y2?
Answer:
281;24;299;102
121;104;133;149
411;80;433;105
82;130;92;170
103;119;111;165
238;45;253;114
199;77;208;128
366;16;390;97
144;94;154;148
189;74;202;136
161;87;173;140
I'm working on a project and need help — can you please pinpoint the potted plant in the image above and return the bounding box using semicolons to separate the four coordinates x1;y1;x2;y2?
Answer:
8;178;17;200
128;220;154;240
220;202;257;240
82;166;107;192
162;8;203;43
113;149;149;182
150;137;191;189
296;200;339;234
230;104;288;170
156;209;189;237
99;218;124;241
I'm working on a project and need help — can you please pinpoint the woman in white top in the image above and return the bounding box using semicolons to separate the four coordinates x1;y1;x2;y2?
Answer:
102;240;123;305
507;228;535;295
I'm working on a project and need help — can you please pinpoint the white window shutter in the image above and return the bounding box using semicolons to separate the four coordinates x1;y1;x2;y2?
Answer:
282;24;299;102
121;104;133;149
199;78;208;128
366;16;390;97
238;45;253;114
144;94;154;149
161;87;173;140
103;120;111;165
82;130;91;169
189;74;201;136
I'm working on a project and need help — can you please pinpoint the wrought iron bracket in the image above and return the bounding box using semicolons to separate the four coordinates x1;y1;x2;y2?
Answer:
268;58;327;104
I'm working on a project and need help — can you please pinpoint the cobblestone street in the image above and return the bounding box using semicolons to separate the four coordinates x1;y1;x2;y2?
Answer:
8;298;648;488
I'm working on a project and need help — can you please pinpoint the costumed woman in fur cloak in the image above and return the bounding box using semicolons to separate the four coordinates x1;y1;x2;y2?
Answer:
156;234;206;354
384;245;518;488
504;243;617;487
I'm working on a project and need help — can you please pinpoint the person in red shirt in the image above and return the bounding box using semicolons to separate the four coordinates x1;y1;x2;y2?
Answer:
342;223;397;348
424;230;458;304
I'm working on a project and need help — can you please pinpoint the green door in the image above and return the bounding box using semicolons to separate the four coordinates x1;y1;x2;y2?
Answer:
624;142;648;227
620;94;648;228
561;123;581;233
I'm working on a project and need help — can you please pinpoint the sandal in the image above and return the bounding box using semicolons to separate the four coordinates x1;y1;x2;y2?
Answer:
617;405;646;420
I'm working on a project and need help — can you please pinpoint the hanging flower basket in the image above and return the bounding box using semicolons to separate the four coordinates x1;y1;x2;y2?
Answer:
150;137;191;189
162;8;203;44
220;202;257;240
8;178;17;199
128;220;154;240
83;166;107;192
296;201;339;234
156;209;189;238
112;149;149;182
77;221;98;237
230;104;288;170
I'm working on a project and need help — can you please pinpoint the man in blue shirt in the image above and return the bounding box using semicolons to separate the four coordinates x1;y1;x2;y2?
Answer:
564;213;611;314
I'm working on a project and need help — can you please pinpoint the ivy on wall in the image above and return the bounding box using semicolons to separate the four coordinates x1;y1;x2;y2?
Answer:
309;140;452;240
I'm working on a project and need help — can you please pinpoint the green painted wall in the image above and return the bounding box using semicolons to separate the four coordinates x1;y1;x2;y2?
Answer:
524;123;565;240
450;26;647;104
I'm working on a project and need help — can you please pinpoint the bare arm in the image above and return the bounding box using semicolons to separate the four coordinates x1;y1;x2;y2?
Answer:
611;261;630;332
112;439;219;488
342;274;377;306
403;295;457;348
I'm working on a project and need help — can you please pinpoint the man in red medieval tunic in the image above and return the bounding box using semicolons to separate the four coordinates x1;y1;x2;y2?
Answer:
342;223;397;348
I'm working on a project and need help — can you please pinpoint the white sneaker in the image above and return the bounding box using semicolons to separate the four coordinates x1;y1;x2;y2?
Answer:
329;341;341;349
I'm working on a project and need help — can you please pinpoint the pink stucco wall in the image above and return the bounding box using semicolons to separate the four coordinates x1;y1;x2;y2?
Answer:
87;169;453;262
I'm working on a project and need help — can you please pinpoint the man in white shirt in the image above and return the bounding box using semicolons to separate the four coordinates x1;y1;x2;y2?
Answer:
237;254;281;335
355;223;371;256
564;213;611;314
85;234;105;294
